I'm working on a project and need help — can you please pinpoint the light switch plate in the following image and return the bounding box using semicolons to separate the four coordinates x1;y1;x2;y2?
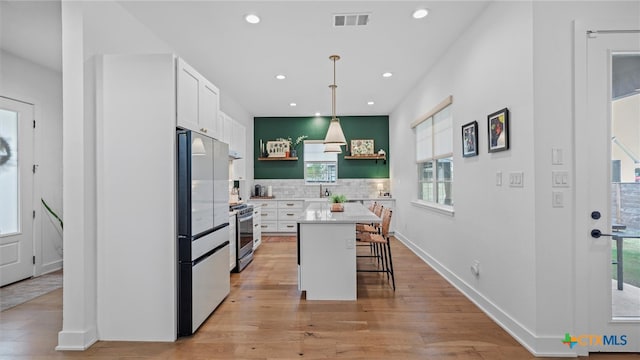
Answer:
552;171;570;188
496;171;502;186
509;172;524;187
552;191;564;208
552;148;563;165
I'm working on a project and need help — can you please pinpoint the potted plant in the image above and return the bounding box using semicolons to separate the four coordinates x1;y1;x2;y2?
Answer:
330;194;347;212
291;135;308;157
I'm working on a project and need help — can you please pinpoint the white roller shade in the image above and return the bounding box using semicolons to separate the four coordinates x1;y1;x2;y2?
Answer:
416;119;432;162
433;106;452;157
305;142;337;162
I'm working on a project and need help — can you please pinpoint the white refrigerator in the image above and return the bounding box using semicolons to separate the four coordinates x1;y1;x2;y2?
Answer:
176;129;230;336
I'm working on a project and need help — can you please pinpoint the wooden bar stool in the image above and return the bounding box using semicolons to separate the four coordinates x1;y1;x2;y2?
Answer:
356;202;382;258
357;208;395;290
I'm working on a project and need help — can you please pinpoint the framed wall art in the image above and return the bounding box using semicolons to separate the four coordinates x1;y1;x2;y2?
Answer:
461;121;478;157
350;139;374;156
487;108;509;153
266;140;290;157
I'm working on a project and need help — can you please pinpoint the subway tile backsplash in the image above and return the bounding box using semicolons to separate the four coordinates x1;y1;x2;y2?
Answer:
251;179;391;199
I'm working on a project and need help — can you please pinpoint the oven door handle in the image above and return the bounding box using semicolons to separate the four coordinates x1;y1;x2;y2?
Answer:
237;214;253;221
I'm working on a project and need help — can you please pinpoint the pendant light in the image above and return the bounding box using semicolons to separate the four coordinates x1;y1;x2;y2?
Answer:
324;143;342;153
324;55;347;145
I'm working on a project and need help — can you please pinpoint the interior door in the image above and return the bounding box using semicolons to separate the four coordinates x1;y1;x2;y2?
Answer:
579;28;640;353
0;97;34;286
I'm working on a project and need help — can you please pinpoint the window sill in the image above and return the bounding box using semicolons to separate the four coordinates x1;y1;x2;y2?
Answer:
411;200;455;216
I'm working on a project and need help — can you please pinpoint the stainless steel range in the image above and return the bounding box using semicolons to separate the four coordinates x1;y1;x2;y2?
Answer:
231;204;254;272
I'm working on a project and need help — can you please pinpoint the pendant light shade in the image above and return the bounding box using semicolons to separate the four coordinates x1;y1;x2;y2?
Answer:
324;143;343;153
324;118;346;145
324;55;347;146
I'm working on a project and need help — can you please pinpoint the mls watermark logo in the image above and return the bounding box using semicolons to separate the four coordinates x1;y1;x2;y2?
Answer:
562;333;628;348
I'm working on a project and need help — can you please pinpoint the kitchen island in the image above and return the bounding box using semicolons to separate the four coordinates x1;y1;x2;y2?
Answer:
297;202;380;300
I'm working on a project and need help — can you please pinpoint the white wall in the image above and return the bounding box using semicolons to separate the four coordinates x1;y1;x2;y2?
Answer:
0;50;63;274
391;0;537;346
391;0;640;356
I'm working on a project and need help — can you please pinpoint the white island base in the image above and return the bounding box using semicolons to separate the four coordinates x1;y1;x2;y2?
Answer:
297;202;380;301
298;223;357;300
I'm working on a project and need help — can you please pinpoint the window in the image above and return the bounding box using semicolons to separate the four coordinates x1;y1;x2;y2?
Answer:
413;96;453;208
304;141;337;184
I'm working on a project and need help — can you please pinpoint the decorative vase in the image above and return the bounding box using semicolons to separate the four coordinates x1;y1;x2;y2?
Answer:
285;151;290;157
291;149;297;157
331;203;344;212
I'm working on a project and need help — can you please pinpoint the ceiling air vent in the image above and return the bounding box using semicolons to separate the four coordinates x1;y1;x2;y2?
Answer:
333;13;370;27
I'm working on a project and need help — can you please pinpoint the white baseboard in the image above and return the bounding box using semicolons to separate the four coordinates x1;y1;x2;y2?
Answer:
393;231;578;358
56;327;97;351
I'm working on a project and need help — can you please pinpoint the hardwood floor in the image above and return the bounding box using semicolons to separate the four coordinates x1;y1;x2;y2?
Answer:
1;236;638;359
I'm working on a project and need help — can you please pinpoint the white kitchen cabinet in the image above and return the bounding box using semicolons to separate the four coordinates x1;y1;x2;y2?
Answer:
250;199;304;234
252;206;262;250
218;111;233;145
253;200;277;232
176;58;219;137
277;199;302;233
229;116;246;180
229;213;237;271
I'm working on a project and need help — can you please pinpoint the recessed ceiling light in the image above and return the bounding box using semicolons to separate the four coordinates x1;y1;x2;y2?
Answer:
367;101;375;105
245;14;260;24
289;102;297;107
275;74;286;80
382;72;393;78
412;8;429;19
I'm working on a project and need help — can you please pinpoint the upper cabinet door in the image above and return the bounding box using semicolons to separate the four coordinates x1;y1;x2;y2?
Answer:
200;80;219;139
176;58;219;136
176;58;200;132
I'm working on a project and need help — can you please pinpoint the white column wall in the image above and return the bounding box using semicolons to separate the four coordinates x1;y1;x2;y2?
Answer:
61;0;254;348
58;0;97;350
60;0;175;349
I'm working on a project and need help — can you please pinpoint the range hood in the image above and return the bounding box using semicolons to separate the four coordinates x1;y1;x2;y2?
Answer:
228;149;242;160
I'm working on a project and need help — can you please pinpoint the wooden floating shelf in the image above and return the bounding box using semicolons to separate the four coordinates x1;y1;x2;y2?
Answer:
344;155;387;164
344;155;386;160
258;157;298;161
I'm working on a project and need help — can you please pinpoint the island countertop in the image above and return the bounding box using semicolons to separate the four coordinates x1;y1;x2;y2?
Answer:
297;202;380;224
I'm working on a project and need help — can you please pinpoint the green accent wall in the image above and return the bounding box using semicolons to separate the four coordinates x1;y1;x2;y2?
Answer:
254;116;389;179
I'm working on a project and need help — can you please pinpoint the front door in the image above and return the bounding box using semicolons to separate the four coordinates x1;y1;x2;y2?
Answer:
576;24;640;353
0;97;34;286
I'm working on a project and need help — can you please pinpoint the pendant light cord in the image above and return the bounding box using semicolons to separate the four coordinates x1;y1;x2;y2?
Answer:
329;55;340;119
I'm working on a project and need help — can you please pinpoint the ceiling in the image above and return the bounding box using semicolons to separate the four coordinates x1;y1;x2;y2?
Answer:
1;1;492;117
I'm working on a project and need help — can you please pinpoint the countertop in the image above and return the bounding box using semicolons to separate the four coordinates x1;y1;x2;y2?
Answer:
249;197;394;202
297;202;381;224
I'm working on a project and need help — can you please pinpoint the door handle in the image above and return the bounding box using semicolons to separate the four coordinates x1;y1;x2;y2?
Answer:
591;229;615;238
